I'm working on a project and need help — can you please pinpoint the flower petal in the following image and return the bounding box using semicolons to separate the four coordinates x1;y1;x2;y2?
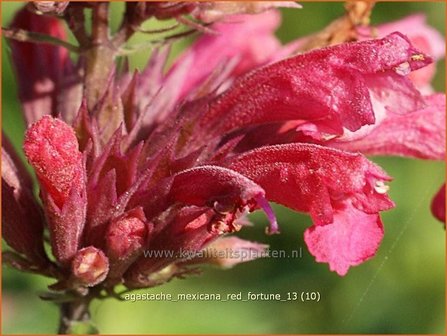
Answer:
124;206;214;287
106;208;149;261
304;201;384;276
170;166;278;233
332;94;446;160
23;116;83;207
169;10;282;100
199;32;431;141
106;207;151;283
371;14;445;60
228;143;394;225
194;236;269;269
23;116;86;263
31;1;69;15
359;14;444;92
71;246;109;287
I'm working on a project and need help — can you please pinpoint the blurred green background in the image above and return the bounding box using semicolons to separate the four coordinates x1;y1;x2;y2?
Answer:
2;1;445;334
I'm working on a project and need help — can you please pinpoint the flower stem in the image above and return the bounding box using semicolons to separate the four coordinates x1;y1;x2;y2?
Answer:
84;2;115;110
64;5;90;47
58;298;93;334
2;27;81;53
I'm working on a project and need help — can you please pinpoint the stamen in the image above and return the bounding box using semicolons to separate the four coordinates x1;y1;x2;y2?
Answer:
374;181;390;194
255;195;280;235
411;54;425;61
394;62;411;76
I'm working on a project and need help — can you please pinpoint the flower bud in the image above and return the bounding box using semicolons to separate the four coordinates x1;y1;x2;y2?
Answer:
71;247;109;287
10;7;71;126
24;116;83;208
106;208;148;261
24;116;87;264
106;208;149;282
2;135;48;266
31;1;69;15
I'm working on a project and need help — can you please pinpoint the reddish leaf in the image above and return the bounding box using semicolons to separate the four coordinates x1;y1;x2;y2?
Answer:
2;135;47;265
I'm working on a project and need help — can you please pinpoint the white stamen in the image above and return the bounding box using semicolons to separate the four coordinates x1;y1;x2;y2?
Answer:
394;62;411;76
374;181;389;194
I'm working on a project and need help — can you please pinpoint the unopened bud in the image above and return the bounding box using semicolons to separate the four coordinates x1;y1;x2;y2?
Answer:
106;208;148;261
105;208;149;283
71;246;109;287
31;1;69;15
24;116;86;264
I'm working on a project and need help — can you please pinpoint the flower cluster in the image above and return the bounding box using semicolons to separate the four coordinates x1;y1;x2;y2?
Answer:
2;2;445;301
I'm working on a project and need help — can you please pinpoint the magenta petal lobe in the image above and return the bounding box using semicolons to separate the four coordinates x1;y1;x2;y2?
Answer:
304;202;384;276
431;184;446;223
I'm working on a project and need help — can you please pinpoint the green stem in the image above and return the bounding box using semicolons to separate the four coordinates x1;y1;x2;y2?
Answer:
2;27;81;53
58;298;93;334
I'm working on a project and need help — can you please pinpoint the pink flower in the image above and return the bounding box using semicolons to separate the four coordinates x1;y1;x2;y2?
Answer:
359;14;445;92
189;236;269;269
2;5;445;291
169;10;284;100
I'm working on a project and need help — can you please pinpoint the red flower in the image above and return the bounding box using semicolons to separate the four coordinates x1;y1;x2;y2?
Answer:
23;115;87;264
2;5;445;292
9;7;79;126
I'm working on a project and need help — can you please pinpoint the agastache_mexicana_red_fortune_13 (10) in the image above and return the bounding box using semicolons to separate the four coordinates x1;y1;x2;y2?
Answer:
1;1;445;333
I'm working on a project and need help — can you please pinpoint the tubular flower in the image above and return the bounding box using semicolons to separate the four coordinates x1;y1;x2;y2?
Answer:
358;14;445;93
8;6;80;126
2;4;445;299
23;115;87;264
